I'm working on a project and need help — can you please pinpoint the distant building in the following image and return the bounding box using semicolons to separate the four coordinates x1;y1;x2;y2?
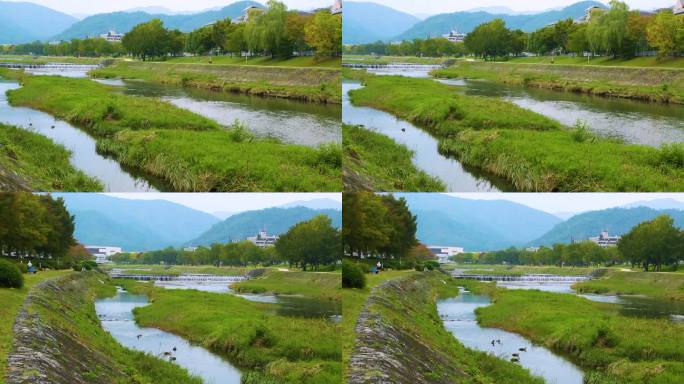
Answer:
442;30;465;43
85;246;122;263
247;229;279;248
183;247;198;252
427;246;464;264
589;231;621;247
331;0;342;15
526;247;541;252
675;0;684;15
100;31;124;42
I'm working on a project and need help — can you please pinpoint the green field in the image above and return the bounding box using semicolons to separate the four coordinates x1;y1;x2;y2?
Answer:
0;54;109;65
475;287;684;384
342;124;445;191
508;56;684;69
574;270;684;301
447;264;603;276
165;55;341;68
104;264;252;276
233;270;341;301
91;60;341;104
434;61;684;104
121;276;341;384
2;71;340;192
0;123;102;191
348;72;684;191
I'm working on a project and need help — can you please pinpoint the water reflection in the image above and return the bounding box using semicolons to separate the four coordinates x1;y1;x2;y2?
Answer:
95;288;242;384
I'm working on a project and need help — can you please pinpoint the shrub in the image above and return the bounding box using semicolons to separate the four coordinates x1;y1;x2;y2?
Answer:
655;143;684;168
424;260;440;271
14;262;28;274
82;260;98;271
73;262;83;272
342;260;366;289
0;259;24;288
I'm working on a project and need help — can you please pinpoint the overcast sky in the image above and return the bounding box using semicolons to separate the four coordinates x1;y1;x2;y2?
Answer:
106;193;341;214
350;0;675;15
7;0;332;15
444;193;684;215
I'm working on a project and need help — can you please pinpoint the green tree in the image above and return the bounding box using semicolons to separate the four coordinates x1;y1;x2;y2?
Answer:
647;10;684;59
618;215;684;271
276;215;340;271
305;10;342;58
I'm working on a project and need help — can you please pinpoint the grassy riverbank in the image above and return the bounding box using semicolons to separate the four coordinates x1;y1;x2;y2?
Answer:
3;72;341;191
0;55;108;65
446;264;603;276
346;271;544;383
342;55;452;65
508;56;684;69
121;280;341;384
348;72;684;191
103;264;252;276
2;271;201;384
574;270;684;301
0;123;103;191
433;61;684;104
0;270;70;380
476;287;684;384
91;61;341;104
165;56;341;68
342;124;445;191
232;270;341;302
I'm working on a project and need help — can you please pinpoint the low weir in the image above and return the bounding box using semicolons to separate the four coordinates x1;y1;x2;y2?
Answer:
108;271;248;283
452;273;592;282
342;63;444;70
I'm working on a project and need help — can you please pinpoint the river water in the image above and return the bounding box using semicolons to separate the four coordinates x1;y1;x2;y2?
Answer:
95;288;242;384
0;79;161;191
343;80;509;192
437;289;584;384
108;79;341;147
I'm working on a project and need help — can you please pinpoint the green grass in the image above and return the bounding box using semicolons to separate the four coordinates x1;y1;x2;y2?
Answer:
5;73;341;192
0;54;110;65
434;61;684;104
350;271;545;383
165;55;341;68
91;60;341;103
233;270;341;301
476;288;684;384
121;279;341;384
0;270;71;380
104;264;252;276
350;72;684;191
574;270;684;301
342;124;445;191
449;264;602;276
0;123;103;191
508;56;684;69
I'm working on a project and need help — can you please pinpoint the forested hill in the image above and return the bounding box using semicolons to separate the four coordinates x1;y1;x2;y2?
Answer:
0;1;77;43
186;207;342;247
53;194;219;252
53;1;262;40
394;1;605;41
344;1;420;44
395;193;562;251
530;207;684;247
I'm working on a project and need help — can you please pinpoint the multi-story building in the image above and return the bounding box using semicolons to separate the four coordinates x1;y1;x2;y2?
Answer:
675;0;684;15
427;246;465;264
247;229;279;248
85;246;122;263
442;30;466;43
589;231;621;247
100;31;124;42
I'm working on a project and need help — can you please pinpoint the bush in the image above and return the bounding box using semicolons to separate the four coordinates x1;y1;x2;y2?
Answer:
82;260;98;271
342;260;366;289
424;261;440;271
73;262;83;271
0;259;24;288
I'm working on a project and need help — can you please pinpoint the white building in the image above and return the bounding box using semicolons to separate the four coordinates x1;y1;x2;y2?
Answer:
442;30;466;43
100;31;124;42
247;229;279;248
526;247;541;252
427;245;465;264
331;0;342;15
675;0;684;15
589;231;621;247
184;247;198;252
85;246;122;263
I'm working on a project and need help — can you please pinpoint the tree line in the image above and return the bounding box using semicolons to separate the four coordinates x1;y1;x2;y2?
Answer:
342;192;418;261
344;1;684;60
0;193;91;269
113;215;340;271
453;215;684;271
1;0;341;60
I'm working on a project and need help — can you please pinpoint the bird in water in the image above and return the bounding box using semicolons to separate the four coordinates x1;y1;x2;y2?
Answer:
519;347;527;352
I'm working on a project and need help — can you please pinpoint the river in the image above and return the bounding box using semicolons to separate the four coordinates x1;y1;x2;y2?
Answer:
110;80;341;147
343;80;510;192
95;287;242;384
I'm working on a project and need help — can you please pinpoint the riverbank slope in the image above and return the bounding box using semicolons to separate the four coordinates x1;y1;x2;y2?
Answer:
574;270;684;301
347;271;543;383
3;271;200;384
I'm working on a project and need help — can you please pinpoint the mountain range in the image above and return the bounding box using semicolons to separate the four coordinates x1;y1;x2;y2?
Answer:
0;1;77;43
52;194;340;252
400;195;684;251
185;207;342;247
344;1;607;44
